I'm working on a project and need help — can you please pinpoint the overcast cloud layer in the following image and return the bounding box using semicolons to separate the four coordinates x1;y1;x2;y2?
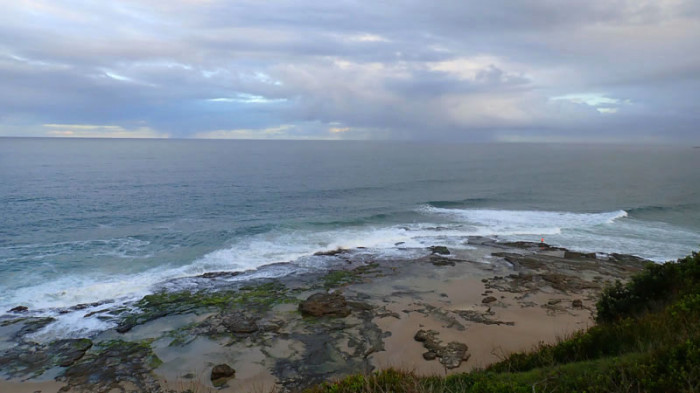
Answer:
1;0;699;142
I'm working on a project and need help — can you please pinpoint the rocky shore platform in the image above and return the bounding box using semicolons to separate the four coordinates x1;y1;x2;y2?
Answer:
0;238;651;393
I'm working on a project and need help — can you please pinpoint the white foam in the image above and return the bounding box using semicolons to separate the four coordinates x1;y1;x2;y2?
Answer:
26;311;117;342
419;206;628;236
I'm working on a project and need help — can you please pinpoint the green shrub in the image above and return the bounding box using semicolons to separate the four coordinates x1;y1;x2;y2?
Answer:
597;252;700;323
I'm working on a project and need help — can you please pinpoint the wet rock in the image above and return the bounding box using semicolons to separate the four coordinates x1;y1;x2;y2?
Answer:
71;302;105;311
199;271;242;279
299;292;351;318
0;339;91;380
59;340;163;393
8;306;28;313
422;351;437;360
429;246;450;255
0;343;49;378
500;241;564;252
50;339;93;368
572;299;584;309
314;248;347;257
211;363;235;387
16;317;55;338
430;255;455;266
482;296;498;304
221;311;258;334
115;322;136;334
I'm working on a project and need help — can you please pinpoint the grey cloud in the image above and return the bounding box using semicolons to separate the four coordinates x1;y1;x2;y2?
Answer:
0;0;698;142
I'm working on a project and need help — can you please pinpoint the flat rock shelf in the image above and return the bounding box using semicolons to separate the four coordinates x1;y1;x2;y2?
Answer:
0;238;650;393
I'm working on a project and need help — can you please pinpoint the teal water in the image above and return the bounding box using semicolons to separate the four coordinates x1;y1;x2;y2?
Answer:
1;138;699;334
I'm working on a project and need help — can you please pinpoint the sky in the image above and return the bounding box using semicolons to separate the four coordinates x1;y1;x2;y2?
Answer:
1;0;699;142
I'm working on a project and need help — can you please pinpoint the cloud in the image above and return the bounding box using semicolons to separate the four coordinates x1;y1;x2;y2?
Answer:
42;124;169;138
194;125;294;139
0;0;698;142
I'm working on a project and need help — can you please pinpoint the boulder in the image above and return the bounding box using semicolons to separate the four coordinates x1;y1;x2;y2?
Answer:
414;329;470;369
422;351;437;360
299;292;351;318
440;342;470;369
211;363;235;387
429;246;450;255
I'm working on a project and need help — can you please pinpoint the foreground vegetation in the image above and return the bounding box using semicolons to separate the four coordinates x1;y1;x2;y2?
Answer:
306;251;700;393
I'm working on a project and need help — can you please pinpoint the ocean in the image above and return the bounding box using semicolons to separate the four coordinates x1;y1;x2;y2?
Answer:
1;138;699;337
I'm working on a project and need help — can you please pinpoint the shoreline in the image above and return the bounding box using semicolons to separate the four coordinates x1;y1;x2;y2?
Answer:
0;238;650;392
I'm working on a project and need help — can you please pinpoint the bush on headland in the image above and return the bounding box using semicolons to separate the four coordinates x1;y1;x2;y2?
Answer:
305;251;700;393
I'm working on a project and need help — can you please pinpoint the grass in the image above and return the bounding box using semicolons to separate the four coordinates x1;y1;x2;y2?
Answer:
304;251;700;393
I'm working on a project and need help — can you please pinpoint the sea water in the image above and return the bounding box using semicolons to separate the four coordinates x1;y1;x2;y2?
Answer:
1;138;699;337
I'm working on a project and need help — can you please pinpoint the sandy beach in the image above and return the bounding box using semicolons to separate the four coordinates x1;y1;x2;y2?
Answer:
0;238;648;393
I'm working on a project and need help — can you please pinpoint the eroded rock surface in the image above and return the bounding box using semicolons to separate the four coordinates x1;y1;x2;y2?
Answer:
58;340;162;393
414;329;470;369
299;292;351;317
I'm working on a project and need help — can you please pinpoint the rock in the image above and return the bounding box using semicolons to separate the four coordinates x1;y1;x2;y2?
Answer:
430;255;455;266
8;306;28;313
572;299;584;309
59;340;163;393
429;246;450;255
211;363;235;387
199;271;242;279
454;310;514;326
610;253;649;265
221;311;258;334
422;351;437;360
414;330;470;369
299;292;351;318
71;302;104;311
482;296;498;304
564;251;596;259
314;248;347;257
16;317;55;337
50;339;93;367
439;342;470;369
414;329;432;342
